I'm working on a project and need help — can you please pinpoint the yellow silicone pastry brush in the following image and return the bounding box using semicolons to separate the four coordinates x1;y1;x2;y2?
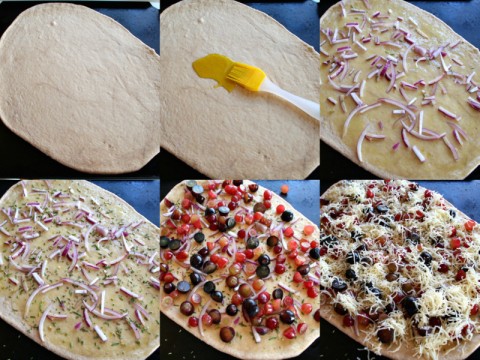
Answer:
226;62;320;121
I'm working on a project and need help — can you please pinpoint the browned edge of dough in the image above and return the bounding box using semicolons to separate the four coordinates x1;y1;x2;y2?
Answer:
320;180;480;360
160;180;320;360
0;180;160;360
319;0;480;180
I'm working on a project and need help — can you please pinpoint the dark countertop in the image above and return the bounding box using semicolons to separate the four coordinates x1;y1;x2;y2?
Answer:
320;0;480;180
159;0;320;180
320;180;480;360
0;179;160;359
160;180;320;360
0;2;160;178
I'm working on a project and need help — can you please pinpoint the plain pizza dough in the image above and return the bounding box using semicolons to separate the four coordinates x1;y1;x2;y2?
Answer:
160;0;320;179
320;0;480;179
0;3;161;174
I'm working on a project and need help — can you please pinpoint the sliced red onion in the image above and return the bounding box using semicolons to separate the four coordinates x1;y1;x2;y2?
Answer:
127;319;141;340
453;129;464;146
39;302;54;342
467;97;480;111
47;314;67;320
386;66;396;93
278;282;298;294
438;106;458;120
198;299;211;337
25;284;50;316
379;98;416;120
401;129;410;148
120;286;140;299
83;308;93;328
94;325;108;342
68;244;78;273
412;145;426;163
428;74;444;85
443;137;459;161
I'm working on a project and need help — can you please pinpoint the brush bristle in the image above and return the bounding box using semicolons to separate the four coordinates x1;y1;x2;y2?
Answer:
226;63;266;91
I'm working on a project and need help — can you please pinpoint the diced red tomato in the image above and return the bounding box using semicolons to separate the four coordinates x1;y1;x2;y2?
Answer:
465;220;476;232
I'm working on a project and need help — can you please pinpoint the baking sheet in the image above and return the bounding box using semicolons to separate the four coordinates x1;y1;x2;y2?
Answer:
0;179;160;360
160;180;320;359
0;2;160;178
319;0;480;180
159;0;321;180
319;180;480;360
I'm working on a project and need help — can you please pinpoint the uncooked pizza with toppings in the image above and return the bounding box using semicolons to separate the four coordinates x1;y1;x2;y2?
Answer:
320;180;480;359
0;180;160;360
160;180;320;359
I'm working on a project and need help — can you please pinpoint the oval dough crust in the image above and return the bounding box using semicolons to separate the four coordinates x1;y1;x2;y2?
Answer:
0;3;161;174
160;0;320;179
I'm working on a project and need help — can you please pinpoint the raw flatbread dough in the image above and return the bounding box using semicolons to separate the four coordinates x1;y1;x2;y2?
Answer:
0;3;161;174
0;180;160;360
320;0;480;179
160;0;320;179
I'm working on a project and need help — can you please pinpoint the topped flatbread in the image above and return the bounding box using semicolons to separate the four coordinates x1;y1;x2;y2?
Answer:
0;4;160;174
320;0;480;179
321;180;480;359
160;180;320;359
0;180;160;359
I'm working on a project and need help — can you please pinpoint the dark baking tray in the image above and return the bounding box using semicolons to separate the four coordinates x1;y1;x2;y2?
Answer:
320;0;480;180
160;180;320;360
320;180;480;359
0;179;160;359
159;0;321;180
0;2;160;178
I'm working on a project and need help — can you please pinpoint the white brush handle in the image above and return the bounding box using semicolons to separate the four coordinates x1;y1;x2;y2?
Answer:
259;78;320;121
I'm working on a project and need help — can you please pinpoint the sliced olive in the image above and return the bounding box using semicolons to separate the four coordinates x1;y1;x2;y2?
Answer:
385;303;396;313
246;237;259;249
226;218;236;229
417;326;433;337
226;275;239;288
368;287;383;299
402;282;414;293
189;272;202;285
203;281;216;294
176;281;191;294
185;180;197;190
281;210;294;222
387;262;398;273
202;261;217;274
449;209;456;218
211;290;224;303
218;206;230;216
208;309;221;324
377;328;394;344
332;279;347;292
160;263;169;273
279;310;295;324
198;247;209;257
243;298;259;318
160;236;170;249
192;185;204;196
403;296;419;317
204;207;216;216
168;239;181;251
248;184;259;192
190;254;203;269
408;232;420;245
163;282;175;294
220;327;235;343
243;193;253;203
309;247;320;260
297;264;310;275
239;284;252;298
233;180;243;186
226;304;238;316
333;303;347;315
267;235;279;247
193;232;205;244
256;265;270;279
180;301;194;316
345;269;357;280
376;204;389;213
253;203;267;213
195;194;205;204
272;288;283;300
258;254;270;266
420;251;432;266
346;251;360;264
320;235;338;248
385;273;399;282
